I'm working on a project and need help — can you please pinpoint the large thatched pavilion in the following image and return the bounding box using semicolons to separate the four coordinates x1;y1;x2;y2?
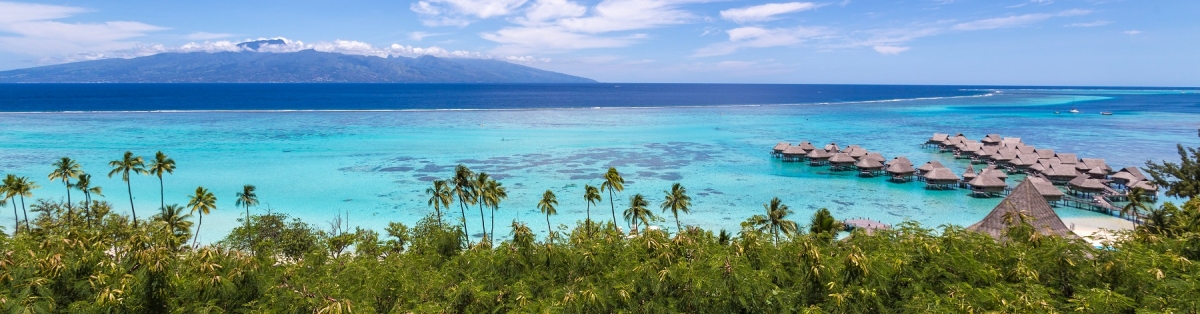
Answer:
967;179;1079;240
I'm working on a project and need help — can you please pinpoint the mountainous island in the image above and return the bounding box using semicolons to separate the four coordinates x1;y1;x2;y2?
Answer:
0;40;595;83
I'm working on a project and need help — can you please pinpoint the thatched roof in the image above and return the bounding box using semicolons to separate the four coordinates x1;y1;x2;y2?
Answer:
1088;167;1108;176
1113;166;1147;181
980;146;1000;156
1046;163;1078;178
1012;154;1039;167
773;142;790;151
798;141;817;151
824;143;841;152
982;134;1002;144
969;172;1008;188
855;158;884;169
863;152;886;163
888;156;914;167
830;153;857;163
917;160;946;172
929;133;949;143
1081;158;1110;173
886;161;916;175
782;146;807;156
962;165;977;180
923;167;960;181
1026;177;1066;198
1017;145;1036;155
1002;137;1022;144
1129;180;1159;192
841;145;862;153
1068;174;1106;191
967;179;1077;239
848;148;868;159
994;149;1019;161
807;149;832;159
1056;153;1079;164
1035;148;1056;159
1030;163;1046;172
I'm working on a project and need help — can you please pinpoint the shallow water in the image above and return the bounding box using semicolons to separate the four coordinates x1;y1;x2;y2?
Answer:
1;87;1198;242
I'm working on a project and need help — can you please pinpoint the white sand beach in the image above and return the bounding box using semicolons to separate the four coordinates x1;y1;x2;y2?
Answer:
1062;217;1136;246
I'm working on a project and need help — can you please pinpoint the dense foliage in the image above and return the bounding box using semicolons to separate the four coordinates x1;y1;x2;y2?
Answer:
0;147;1198;312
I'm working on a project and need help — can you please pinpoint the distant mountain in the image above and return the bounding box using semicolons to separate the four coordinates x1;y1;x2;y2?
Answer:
0;49;595;83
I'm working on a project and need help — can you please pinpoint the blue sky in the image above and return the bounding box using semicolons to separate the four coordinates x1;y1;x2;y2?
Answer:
0;0;1195;85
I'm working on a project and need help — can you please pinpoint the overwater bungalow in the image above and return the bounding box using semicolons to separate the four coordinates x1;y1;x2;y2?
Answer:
885;157;917;182
967;179;1078;240
772;142;790;157
924;168;961;190
1026;176;1066;202
968;172;1008;197
975;146;1000;164
982;134;1002;146
981;165;1009;181
798;141;817;152
1011;153;1039;169
961;165;977;188
1056;153;1079;165
1080;158;1112;174
854;158;885;177
1128;180;1160;201
1034;148;1056;160
957;143;983;159
807;148;832;166
1067;174;1107;196
841;145;862;153
781;146;808;162
1001;137;1023;146
862;152;886;164
1110;166;1148;188
825;142;841;152
1016;145;1036;155
847;147;868;159
1087;167;1109;179
926;133;949;147
916;160;946;177
991;149;1018;165
829;153;857;171
1044;163;1079;184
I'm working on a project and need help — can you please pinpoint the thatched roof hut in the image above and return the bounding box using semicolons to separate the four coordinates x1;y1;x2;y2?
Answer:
855;158;884;171
982;165;1009;180
980;146;1000;158
917;160;946;173
1081;158;1111;173
1045;163;1079;183
1011;154;1039;168
1035;148;1056;160
1111;167;1148;186
847;148;868;159
923;167;960;183
927;133;949;145
1056;153;1079;165
992;149;1019;163
967;179;1078;240
830;152;857;165
982;134;1002;145
962;165;978;181
807;148;832;160
841;145;862;153
886;159;916;175
1016;145;1036;155
798;141;817;152
888;156;914;167
773;142;790;153
824;143;840;152
1025;176;1065;202
1002;137;1022;145
781;146;807;161
862;152;886;164
1129;180;1159;192
968;172;1009;194
1087;167;1109;178
1067;174;1106;194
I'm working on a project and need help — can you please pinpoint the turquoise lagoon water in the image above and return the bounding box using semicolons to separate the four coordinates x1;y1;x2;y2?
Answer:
1;87;1198;242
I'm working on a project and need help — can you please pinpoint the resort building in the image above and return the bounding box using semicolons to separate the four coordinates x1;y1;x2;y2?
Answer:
807;148;832;166
967;179;1078;240
772;142;789;157
1025;176;1066;203
923;167;960;190
885;157;916;182
1067;174;1107;197
781;146;807;162
798;141;817;153
967;171;1008;197
854;158;885;177
1110;166;1148;188
829;153;857;171
982;134;1002;146
916;160;946;177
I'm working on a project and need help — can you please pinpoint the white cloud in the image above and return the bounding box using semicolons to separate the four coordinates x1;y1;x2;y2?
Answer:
481;0;699;54
692;26;828;57
185;32;236;40
1123;30;1141;35
872;45;909;55
411;0;529;25
0;1;167;56
408;31;449;41
952;9;1089;31
719;2;817;24
1064;20;1111;28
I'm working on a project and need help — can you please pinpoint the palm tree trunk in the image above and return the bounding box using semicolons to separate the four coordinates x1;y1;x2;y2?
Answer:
608;190;617;228
20;195;29;231
64;181;73;225
478;203;487;245
158;176;165;215
586;203;592;237
11;201;19;235
546;214;553;246
84;192;91;227
126;179;137;227
490;207;496;247
193;212;203;248
457;198;469;244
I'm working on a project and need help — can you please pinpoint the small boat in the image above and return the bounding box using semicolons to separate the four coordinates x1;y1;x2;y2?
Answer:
1101;111;1113;115
1054;111;1060;114
1069;108;1080;113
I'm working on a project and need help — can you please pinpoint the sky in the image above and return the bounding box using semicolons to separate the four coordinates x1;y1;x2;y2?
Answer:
0;0;1196;85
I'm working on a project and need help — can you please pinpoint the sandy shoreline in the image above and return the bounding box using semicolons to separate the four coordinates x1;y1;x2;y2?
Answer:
1062;217;1135;246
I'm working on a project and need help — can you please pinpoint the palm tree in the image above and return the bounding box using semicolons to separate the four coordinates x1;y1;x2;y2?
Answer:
537;190;558;245
760;197;798;243
74;173;103;227
109;151;148;227
623;194;655;234
451;165;476;243
48;157;82;217
483;178;508;246
1122;187;1154;224
148;151;176;214
1;175;17;234
187;186;217;247
425;180;452;228
154;204;193;248
600;167;625;228
660;183;692;234
10;176;38;231
809;208;842;241
584;184;601;237
474;172;491;244
236;184;259;230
